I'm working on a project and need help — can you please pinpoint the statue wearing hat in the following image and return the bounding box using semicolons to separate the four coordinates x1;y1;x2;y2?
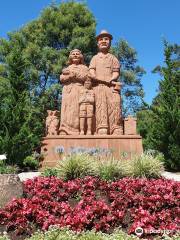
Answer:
89;30;123;135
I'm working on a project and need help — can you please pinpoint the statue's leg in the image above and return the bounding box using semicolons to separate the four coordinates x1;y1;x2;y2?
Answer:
108;88;123;135
80;118;85;135
94;85;108;134
79;104;86;135
86;105;93;135
87;118;92;135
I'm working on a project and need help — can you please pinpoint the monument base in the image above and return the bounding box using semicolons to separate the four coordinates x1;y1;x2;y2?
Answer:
40;135;143;169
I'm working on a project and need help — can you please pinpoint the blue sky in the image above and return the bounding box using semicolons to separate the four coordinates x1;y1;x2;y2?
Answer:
0;0;179;104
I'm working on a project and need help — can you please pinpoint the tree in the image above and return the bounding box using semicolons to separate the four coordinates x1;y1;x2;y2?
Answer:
112;40;146;115
137;42;180;171
0;1;145;166
0;1;96;166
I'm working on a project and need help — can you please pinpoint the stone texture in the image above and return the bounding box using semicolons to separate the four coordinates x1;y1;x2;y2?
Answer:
89;30;123;135
59;49;89;135
79;78;95;135
124;116;137;135
46;110;60;136
41;31;143;167
40;135;143;169
0;174;23;208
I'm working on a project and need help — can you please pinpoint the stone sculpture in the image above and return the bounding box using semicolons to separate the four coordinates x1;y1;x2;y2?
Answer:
124;116;137;135
89;30;123;135
79;78;95;135
57;31;124;136
46;110;59;136
59;49;89;135
41;31;143;169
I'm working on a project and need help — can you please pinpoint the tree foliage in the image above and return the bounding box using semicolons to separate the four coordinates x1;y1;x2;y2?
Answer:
0;1;96;166
112;40;145;115
137;42;180;171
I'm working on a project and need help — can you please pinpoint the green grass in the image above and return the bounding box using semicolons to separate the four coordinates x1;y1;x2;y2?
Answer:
91;157;126;181
41;150;165;181
56;153;94;180
123;151;164;178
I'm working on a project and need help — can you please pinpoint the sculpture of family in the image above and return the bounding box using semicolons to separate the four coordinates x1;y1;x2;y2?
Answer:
46;30;123;136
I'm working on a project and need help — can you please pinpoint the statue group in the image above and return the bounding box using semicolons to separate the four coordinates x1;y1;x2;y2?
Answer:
47;30;124;136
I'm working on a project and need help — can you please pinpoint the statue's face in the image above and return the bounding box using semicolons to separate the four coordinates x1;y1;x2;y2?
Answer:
97;36;111;51
84;80;92;89
70;51;81;64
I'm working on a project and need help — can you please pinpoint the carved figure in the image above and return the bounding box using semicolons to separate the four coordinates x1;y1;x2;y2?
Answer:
89;30;123;135
79;78;95;135
59;49;89;135
46;110;59;136
124;116;137;135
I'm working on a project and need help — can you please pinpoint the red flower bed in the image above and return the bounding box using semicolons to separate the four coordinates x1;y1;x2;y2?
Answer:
0;176;179;238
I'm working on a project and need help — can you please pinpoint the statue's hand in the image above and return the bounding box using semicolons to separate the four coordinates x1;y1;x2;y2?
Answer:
88;71;96;80
62;69;70;75
69;71;76;80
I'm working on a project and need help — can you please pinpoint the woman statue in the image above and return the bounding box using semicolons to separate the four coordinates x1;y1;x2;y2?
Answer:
59;49;89;135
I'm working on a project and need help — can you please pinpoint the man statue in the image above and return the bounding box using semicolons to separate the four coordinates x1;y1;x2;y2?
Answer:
89;30;123;135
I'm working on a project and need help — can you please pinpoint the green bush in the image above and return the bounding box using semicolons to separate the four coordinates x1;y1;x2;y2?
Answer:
123;151;164;178
92;157;126;181
52;150;165;181
0;165;18;174
0;235;10;240
0;159;18;174
42;167;58;177
23;156;39;170
56;154;94;180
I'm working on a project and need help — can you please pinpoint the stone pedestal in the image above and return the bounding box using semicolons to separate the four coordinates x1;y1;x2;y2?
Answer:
40;135;143;169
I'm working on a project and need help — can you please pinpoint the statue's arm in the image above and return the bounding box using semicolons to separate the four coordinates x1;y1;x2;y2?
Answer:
60;68;75;83
110;56;120;83
60;74;68;83
89;68;96;80
89;57;96;80
75;66;89;82
110;71;120;82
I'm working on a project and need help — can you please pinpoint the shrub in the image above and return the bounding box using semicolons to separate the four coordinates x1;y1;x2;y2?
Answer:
0;158;18;174
124;151;164;178
0;176;179;238
56;154;94;180
54;150;165;181
0;236;10;240
42;167;58;177
23;155;39;170
92;157;126;181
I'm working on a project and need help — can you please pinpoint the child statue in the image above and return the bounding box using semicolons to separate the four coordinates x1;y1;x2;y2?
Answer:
79;78;95;135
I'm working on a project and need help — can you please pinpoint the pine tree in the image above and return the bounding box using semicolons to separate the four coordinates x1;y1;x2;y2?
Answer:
112;40;145;115
0;2;96;166
138;42;180;170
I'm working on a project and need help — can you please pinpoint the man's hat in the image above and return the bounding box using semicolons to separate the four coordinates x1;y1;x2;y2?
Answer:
96;30;113;41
